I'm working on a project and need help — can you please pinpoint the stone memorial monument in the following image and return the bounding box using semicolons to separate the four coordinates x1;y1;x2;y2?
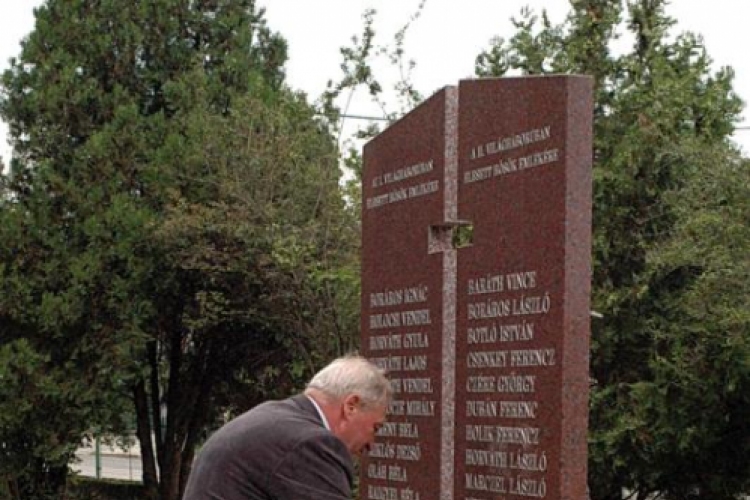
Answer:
360;76;593;500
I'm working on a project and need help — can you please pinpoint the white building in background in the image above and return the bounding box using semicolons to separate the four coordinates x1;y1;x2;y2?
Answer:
73;437;143;483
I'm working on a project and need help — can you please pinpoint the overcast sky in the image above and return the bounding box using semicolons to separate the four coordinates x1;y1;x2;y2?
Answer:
2;0;748;165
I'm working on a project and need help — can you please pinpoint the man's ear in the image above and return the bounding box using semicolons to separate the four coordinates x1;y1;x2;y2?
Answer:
343;394;361;418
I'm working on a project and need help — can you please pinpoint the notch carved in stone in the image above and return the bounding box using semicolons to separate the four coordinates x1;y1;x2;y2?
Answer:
428;221;473;254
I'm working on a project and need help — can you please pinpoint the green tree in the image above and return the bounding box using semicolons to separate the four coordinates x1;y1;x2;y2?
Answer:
476;1;747;498
635;144;750;500
1;1;359;499
0;121;150;499
127;79;360;499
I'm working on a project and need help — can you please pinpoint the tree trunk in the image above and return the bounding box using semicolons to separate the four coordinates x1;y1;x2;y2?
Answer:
159;447;183;500
178;375;211;498
134;380;159;500
148;341;164;471
6;478;19;500
179;446;195;498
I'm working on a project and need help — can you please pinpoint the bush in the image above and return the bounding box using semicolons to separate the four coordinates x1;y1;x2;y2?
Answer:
68;477;145;500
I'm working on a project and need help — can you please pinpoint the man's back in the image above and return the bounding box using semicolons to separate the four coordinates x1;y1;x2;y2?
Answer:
183;395;354;500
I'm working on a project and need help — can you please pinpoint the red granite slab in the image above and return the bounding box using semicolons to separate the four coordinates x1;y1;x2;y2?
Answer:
361;76;592;500
455;76;592;500
361;87;458;500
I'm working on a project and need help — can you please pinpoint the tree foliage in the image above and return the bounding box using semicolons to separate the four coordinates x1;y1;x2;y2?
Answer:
476;1;748;498
1;1;359;499
637;144;750;499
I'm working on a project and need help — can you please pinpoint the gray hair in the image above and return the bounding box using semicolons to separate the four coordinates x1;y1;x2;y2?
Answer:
306;354;391;408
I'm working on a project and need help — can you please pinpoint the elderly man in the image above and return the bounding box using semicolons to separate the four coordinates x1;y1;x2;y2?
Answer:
183;354;391;500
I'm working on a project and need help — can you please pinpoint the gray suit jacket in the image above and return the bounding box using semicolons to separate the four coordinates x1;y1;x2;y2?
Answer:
183;395;354;500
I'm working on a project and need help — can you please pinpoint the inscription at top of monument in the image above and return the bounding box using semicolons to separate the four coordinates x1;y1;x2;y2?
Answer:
464;125;559;184
365;158;439;210
469;125;551;160
372;160;434;187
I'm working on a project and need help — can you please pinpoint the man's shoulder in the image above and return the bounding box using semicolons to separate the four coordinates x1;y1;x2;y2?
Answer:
223;395;321;438
250;395;318;422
